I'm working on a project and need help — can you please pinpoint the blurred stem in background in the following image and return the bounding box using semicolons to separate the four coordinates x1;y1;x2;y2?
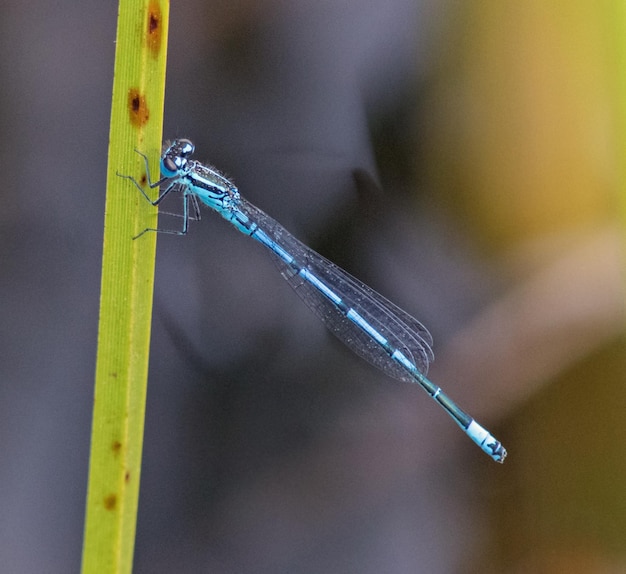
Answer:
420;1;626;571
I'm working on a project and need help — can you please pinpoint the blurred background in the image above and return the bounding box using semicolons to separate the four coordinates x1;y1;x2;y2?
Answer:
1;1;625;572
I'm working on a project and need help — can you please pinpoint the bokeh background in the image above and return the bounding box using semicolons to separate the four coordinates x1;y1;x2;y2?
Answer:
1;1;625;572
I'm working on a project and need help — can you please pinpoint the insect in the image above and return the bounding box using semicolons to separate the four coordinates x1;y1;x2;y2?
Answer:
120;139;506;462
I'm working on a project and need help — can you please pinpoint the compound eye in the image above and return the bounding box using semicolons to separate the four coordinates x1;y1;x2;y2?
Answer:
161;156;179;177
178;139;195;157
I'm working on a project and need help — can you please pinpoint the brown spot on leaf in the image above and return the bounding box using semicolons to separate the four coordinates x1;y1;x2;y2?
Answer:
147;1;162;55
128;88;149;127
103;494;117;510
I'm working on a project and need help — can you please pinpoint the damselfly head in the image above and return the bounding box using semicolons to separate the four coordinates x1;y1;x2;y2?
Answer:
161;138;196;177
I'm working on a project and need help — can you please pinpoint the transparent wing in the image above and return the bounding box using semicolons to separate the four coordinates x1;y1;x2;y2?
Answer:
240;201;434;382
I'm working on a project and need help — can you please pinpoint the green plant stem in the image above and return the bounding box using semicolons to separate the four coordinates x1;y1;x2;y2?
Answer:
82;1;169;572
